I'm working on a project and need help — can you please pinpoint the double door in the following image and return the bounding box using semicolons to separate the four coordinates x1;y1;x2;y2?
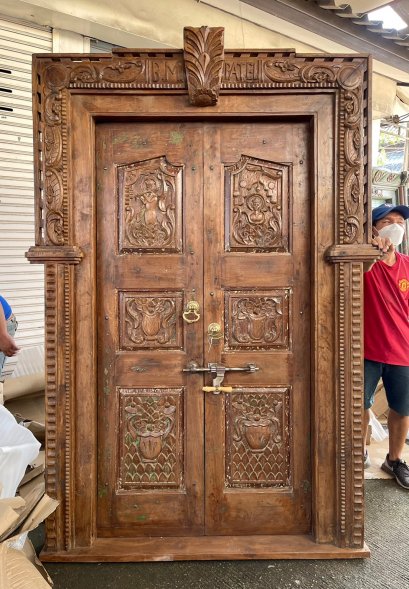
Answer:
96;119;311;538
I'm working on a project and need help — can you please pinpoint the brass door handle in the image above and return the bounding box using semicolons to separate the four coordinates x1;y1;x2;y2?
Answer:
203;386;233;394
182;300;200;323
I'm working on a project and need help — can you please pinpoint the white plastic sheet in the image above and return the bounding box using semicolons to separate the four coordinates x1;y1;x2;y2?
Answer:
369;409;388;442
0;406;40;499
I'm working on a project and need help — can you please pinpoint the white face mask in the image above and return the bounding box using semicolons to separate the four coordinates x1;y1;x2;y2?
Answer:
378;223;405;246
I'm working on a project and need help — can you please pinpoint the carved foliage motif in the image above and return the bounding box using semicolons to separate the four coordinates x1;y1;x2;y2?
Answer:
184;26;224;106
120;291;183;350
341;86;364;244
225;156;288;251
119;389;183;489
41;69;66;246
226;389;290;488
226;290;290;350
118;157;183;252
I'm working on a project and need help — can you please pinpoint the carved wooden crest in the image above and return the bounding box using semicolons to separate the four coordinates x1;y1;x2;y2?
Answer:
183;26;224;106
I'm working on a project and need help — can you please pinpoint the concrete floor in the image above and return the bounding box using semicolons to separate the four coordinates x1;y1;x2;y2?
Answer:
31;478;409;589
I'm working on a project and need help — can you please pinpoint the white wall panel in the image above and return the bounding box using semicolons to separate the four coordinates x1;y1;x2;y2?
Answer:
0;15;51;379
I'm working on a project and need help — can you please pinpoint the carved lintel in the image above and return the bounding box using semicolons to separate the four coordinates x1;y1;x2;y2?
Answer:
26;245;84;264
325;244;383;264
183;26;224;106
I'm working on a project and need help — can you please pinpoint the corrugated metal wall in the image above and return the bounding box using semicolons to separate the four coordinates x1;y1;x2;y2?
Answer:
0;16;52;377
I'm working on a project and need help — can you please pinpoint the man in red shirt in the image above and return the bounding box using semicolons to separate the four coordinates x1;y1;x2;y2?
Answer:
364;203;409;489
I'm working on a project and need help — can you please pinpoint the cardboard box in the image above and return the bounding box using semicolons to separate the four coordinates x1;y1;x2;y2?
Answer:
0;476;58;588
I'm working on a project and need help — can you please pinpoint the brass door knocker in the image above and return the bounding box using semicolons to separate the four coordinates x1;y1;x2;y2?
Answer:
183;300;201;323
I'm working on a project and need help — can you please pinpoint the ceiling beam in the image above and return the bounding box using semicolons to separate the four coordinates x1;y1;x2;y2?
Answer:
242;0;409;76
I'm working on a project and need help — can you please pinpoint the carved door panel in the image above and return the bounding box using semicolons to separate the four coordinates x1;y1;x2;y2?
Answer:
203;122;311;535
96;119;311;538
96;122;205;537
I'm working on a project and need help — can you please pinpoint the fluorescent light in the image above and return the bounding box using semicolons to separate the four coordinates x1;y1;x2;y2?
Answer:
368;6;407;30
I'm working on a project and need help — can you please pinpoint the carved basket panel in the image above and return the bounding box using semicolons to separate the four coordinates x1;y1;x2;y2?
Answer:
118;388;184;490
225;290;291;350
119;291;183;350
117;156;183;253
224;155;290;252
225;388;291;488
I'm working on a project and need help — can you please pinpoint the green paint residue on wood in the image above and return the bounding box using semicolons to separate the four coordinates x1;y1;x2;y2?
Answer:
169;131;183;145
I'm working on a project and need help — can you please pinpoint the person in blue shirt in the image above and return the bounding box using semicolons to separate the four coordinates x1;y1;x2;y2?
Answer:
0;295;19;379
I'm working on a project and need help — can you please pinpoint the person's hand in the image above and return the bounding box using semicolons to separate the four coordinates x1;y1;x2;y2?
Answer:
371;228;395;264
0;333;20;356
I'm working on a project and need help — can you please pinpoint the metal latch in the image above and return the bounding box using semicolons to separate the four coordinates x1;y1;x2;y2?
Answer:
183;362;259;394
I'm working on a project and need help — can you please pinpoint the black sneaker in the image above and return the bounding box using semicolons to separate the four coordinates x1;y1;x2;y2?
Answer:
381;454;409;489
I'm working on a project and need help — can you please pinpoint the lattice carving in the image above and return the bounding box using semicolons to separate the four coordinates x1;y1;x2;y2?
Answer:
118;157;183;253
226;388;291;488
118;389;184;489
184;26;224;106
225;156;289;251
119;291;183;350
226;290;290;350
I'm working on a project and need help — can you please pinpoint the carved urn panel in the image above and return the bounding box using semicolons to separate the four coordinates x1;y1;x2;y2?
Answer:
225;290;291;350
119;291;183;350
119;388;183;490
226;388;290;488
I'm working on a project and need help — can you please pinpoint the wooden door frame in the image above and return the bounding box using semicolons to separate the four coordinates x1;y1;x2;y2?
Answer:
27;27;377;560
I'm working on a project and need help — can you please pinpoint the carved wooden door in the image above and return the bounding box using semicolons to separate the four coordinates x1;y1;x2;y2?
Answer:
96;118;311;538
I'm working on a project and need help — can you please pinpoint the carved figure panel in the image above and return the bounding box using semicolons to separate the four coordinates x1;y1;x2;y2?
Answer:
118;388;184;490
118;156;183;253
225;156;289;252
119;291;183;350
226;388;291;488
225;290;291;350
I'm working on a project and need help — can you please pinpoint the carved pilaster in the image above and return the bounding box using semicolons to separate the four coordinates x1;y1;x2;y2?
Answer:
336;263;365;548
44;264;58;552
43;263;74;552
184;26;224;106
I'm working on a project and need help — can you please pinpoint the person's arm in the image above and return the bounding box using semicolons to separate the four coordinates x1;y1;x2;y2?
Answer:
0;305;19;356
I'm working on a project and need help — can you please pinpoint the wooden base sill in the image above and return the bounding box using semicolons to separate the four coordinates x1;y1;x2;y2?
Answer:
41;535;370;562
